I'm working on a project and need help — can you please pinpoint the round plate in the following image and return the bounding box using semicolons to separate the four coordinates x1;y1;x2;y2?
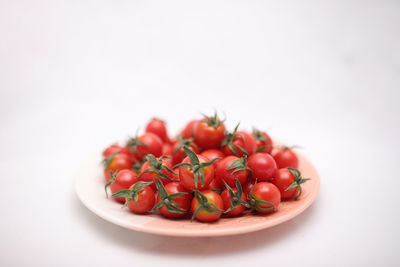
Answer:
75;151;320;237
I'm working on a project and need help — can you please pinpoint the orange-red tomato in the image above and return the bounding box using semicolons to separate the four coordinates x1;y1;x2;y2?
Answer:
191;190;223;222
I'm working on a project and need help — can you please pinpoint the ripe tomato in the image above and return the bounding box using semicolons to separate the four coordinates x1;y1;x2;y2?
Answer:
215;156;251;187
191;190;224;222
181;120;198;139
153;181;191;218
221;127;257;157
221;180;248;216
272;168;309;200
193;114;226;149
248;182;281;214
138;155;176;190
103;145;131;158
171;136;200;165
247;153;277;181
112;181;155;214
105;170;138;203
208;179;223;193
127;132;163;160
145;118;169;142
178;153;215;191
243;179;256;196
253;129;273;154
200;149;224;169
273;147;299;169
162;142;173;156
103;153;133;181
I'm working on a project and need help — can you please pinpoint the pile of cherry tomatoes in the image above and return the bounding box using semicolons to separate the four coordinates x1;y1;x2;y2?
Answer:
102;113;309;222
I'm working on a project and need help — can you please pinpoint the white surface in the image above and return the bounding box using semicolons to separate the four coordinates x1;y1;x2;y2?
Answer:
1;0;399;266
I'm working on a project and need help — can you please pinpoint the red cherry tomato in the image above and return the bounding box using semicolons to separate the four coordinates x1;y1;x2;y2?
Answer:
243;179;256;196
221;187;247;216
181;120;198;139
247;153;277;181
200;149;224;169
126;182;155;214
103;153;133;181
222;131;257;157
191;190;223;222
138;156;176;190
106;170;138;203
215;156;250;187
273;147;299;169
179;154;215;191
249;182;281;214
127;132;163;160
155;182;191;218
253;129;273;154
171;137;200;166
271;168;309;200
162;142;173;156
145;118;169;142
103;145;131;158
193;116;226;149
208;179;223;192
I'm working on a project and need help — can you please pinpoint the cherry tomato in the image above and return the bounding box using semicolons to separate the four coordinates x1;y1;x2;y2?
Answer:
162;142;173;156
178;154;215;191
138;155;176;190
145;118;169;142
171;137;200;166
127;132;163;160
273;147;298;169
191;190;223;222
208;179;223;192
222;131;257;157
103;153;133;181
103;145;131;158
221;187;247;216
155;182;191;218
193;115;226;149
200;149;224;169
126;182;155;214
253;129;273;154
181;120;199;139
247;153;277;181
105;170;138;203
243;179;256;196
249;182;281;214
215;156;250;187
272;168;309;200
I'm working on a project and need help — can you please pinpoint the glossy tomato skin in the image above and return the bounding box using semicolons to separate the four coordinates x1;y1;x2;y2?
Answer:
222;131;257;157
138;158;175;190
103;145;131;158
104;153;133;181
181;120;198;139
171;141;200;166
215;156;250;188
126;183;155;214
110;170;138;203
179;155;215;191
157;182;191;218
191;190;223;222
221;188;247;216
252;182;281;214
145;118;168;142
273;148;299;169
254;131;273;154
133;132;163;160
162;142;173;156
193;120;226;149
208;179;222;191
200;149;224;170
247;153;277;181
243;179;256;197
271;168;299;200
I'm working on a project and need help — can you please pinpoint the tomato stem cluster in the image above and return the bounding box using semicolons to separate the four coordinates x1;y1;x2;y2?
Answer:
150;179;189;214
111;181;154;208
286;168;310;200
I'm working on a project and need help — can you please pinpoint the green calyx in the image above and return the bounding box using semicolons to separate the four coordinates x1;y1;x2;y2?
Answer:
149;179;189;214
102;151;120;169
104;170;120;197
138;154;177;182
201;112;224;128
126;134;148;155
223;179;250;213
191;190;224;221
286;168;310;200
253;128;271;153
174;147;220;188
247;179;276;212
111;181;154;208
173;135;195;159
221;123;248;157
226;156;253;178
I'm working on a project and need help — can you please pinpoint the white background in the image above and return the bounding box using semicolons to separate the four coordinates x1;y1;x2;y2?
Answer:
1;0;400;266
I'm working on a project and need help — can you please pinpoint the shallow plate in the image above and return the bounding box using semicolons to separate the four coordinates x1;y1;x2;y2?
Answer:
75;150;320;237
